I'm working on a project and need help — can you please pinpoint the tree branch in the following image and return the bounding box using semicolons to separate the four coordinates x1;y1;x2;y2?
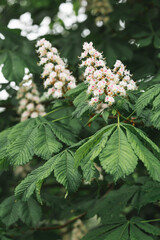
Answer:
32;212;87;231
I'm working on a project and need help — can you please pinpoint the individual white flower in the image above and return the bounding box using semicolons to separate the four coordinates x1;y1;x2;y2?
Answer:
43;40;52;49
53;90;63;98
36;38;45;47
127;83;136;90
44;63;54;73
26;92;33;100
114;60;122;69
105;96;115;104
44;78;52;88
89;97;99;105
38;46;47;57
21;111;30;119
47;52;54;60
20;98;28;106
39;58;48;66
36;104;45;112
30;112;39;118
97;80;106;89
54;81;63;89
68;82;76;89
26;103;34;111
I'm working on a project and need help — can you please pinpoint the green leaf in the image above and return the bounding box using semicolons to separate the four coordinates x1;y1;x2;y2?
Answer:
122;123;160;155
65;83;86;97
151;108;160;129
1;50;25;84
7;119;37;165
130;224;154;240
102;110;109;123
136;84;160;115
82;223;129;240
18;197;42;226
132;217;160;236
75;124;116;166
15;154;59;201
34;124;63;160
99;126;138;181
82;224;124;240
49;121;76;146
137;181;160;208
72;102;90;118
0;196;19;226
154;35;160;48
137;36;153;47
88;185;137;223
126;129;160;182
0;128;11;170
54;150;81;192
80;153;98;182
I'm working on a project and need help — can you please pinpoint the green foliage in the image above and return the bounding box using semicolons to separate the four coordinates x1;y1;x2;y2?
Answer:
0;117;76;166
82;217;160;240
75;123;160;182
0;196;41;226
15;150;81;201
100;127;138;181
0;0;160;239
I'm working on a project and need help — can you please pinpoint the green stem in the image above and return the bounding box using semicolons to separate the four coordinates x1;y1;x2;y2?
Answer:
141;219;160;223
52;115;71;122
117;113;120;127
126;110;136;120
43;106;64;117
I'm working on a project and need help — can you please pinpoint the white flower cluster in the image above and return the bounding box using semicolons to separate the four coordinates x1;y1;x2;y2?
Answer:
17;69;46;122
80;42;137;112
36;38;76;98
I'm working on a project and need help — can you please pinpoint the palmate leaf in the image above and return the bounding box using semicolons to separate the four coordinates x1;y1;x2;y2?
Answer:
76;122;160;182
136;84;160;115
82;217;160;240
0;116;76;165
99;127;138;181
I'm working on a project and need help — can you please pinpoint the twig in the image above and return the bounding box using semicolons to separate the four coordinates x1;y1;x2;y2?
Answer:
32;212;87;231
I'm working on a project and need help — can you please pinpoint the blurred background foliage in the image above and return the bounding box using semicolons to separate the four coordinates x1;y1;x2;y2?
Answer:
0;0;160;239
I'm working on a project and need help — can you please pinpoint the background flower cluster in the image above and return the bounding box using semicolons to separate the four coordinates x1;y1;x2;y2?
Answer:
17;69;46;122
